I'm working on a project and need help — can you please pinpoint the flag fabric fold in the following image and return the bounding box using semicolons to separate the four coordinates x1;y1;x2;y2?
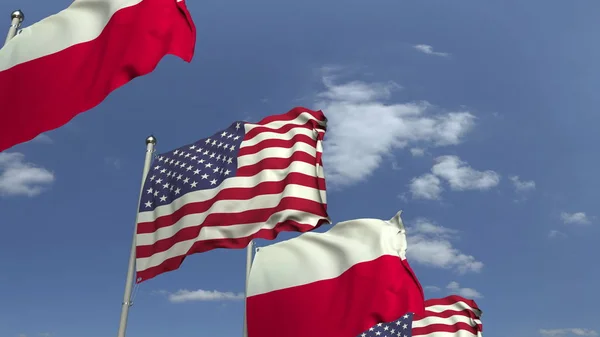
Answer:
135;107;330;283
246;211;425;337
0;0;197;152
359;295;483;337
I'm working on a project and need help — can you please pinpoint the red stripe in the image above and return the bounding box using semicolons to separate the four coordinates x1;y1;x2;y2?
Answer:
137;197;328;258
236;151;319;176
244;119;323;142
413;321;480;335
424;296;480;312
419;309;480;320
137;172;324;233
0;0;196;151
135;217;330;283
247;255;424;337
238;133;318;157
254;107;326;127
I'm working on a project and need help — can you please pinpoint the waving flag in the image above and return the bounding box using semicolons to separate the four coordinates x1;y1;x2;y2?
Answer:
135;107;330;282
359;295;483;337
246;211;425;337
0;0;196;151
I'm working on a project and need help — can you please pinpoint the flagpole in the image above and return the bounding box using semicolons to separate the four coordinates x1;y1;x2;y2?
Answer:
117;135;157;337
242;240;254;337
4;10;24;46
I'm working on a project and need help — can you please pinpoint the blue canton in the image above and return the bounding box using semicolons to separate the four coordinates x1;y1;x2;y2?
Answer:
139;121;246;212
358;313;413;337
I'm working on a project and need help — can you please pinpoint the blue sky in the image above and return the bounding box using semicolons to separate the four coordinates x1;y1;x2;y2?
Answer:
1;0;599;337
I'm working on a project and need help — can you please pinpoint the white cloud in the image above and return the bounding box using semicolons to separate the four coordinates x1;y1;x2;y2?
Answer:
316;71;475;188
424;285;441;292
0;152;54;197
410;148;425;156
539;329;598;337
410;173;443;200
446;281;483;299
413;44;449;57
510;176;535;192
560;212;591;225
548;230;567;239
30;134;53;144
165;289;244;303
431;156;500;191
406;218;483;273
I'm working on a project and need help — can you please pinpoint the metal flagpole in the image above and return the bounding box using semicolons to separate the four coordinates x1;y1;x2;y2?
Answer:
117;135;157;337
242;240;254;337
4;10;24;46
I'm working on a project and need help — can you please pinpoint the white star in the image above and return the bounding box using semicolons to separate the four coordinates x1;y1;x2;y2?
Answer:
233;135;240;140
235;122;241;129
223;144;229;150
179;162;186;168
217;142;223;148
213;167;220;173
196;147;203;152
227;133;233;138
146;188;153;194
229;145;236;151
174;188;181;195
174;150;179;155
150;175;156;181
193;169;200;175
169;185;174;191
191;156;197;160
159;195;167;202
216;155;222;160
211;139;217;146
205;163;213;168
375;332;381;336
186;165;193;171
153;191;159;197
221;131;228;137
403;314;409;319
190;181;198;188
203;150;209;155
227;158;233;164
177;174;183;180
156;178;163;184
183;177;190;184
210;179;218;185
154;165;160;170
184;153;191;158
384;326;389;331
175;160;180;166
169;159;175;164
144;201;152;208
201;173;209;179
157;156;164;162
189;145;196;150
210;152;216;158
163;182;170;189
166;171;172;177
224;169;231;175
377;324;383;327
178;151;185;157
205;138;211;144
198;159;205;164
402;324;407;329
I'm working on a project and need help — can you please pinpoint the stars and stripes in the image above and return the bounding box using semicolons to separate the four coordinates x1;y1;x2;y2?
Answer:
359;296;483;337
135;107;330;283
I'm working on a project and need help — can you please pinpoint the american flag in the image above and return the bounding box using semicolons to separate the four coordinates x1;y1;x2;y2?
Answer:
134;107;330;283
358;296;483;337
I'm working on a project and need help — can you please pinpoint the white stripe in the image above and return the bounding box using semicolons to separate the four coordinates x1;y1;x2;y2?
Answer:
414;331;479;337
245;112;326;133
247;213;407;296
0;0;141;71
240;127;319;148
138;161;320;222
137;183;324;245
425;302;481;316
413;315;479;329
237;142;317;168
136;210;326;272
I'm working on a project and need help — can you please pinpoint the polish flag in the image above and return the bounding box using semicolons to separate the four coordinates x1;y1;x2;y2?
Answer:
0;0;196;152
246;211;425;337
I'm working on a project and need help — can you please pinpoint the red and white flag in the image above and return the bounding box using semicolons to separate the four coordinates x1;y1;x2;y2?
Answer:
246;211;425;337
135;107;330;282
0;0;196;152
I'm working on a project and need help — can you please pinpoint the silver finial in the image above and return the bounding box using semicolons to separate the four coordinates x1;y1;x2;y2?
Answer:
11;10;24;22
145;135;157;145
